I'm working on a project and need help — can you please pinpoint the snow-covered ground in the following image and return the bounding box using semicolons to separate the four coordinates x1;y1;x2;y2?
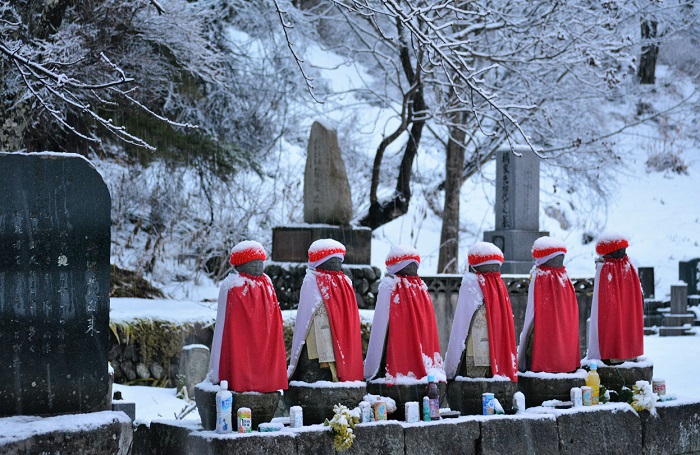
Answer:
109;297;700;426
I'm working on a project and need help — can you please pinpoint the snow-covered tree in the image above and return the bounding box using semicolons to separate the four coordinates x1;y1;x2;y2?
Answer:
277;0;697;271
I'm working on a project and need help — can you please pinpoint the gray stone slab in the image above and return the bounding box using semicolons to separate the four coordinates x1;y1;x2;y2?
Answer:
0;152;111;417
641;400;700;455
188;430;297;455
404;419;480;455
493;149;542;231
556;405;642;455
272;225;371;264
293;427;335;455
180;344;210;398
345;421;405;455
671;284;689;314
0;410;132;455
303;121;353;225
480;415;559;455
149;420;200;455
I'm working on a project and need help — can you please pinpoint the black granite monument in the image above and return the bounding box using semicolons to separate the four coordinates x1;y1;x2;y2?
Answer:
0;152;111;416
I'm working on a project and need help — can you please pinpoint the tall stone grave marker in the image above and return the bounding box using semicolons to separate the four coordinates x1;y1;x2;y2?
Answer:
272;121;371;264
0;152;111;416
303;121;353;225
483;148;548;274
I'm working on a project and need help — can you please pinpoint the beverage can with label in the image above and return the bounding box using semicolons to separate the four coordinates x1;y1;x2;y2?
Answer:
237;407;252;433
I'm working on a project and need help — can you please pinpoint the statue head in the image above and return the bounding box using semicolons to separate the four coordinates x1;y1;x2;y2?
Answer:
532;236;567;268
236;259;264;276
229;240;267;276
595;232;630;259
385;244;421;276
468;242;504;273
317;257;343;271
308;238;346;271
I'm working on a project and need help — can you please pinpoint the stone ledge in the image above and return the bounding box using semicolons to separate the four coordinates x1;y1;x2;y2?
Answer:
142;400;700;455
0;411;132;455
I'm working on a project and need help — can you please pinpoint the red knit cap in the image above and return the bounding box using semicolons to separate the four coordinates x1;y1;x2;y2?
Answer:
385;244;421;267
531;236;567;258
229;240;267;266
468;242;504;267
595;232;629;256
308;239;346;263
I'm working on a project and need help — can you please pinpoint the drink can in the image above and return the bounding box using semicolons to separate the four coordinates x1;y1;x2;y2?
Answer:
482;392;495;415
373;401;387;421
581;386;592;406
652;378;666;396
422;396;431;422
404;401;420;423
570;387;583;407
359;401;371;423
289;405;304;428
237;407;252;433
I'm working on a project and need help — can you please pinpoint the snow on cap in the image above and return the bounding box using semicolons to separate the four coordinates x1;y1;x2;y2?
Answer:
532;236;567;266
468;242;504;267
385;244;420;274
229;240;266;266
308;239;346;269
595;231;629;256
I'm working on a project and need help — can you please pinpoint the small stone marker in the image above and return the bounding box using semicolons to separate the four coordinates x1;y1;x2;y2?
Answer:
0;152;111;416
303;121;353;225
660;283;694;336
180;344;210;398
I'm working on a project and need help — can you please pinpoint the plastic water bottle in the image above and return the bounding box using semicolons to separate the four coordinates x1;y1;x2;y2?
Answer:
586;362;601;405
215;380;233;433
425;375;440;420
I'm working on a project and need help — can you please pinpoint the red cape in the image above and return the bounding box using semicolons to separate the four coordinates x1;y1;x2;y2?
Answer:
478;272;518;382
386;276;442;380
531;266;580;373
218;273;288;392
315;270;364;381
597;256;644;360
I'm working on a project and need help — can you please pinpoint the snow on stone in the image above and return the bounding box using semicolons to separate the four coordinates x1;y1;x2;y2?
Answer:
230;240;265;256
518;369;588;380
468;241;502;258
596;231;630;245
288;380;366;389
386;244;420;264
0;411;131;444
308;238;345;254
531;236;566;253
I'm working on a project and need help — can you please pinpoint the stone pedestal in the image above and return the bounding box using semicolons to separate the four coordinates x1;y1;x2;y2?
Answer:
595;362;653;395
517;371;587;408
482;147;548;275
446;377;518;415
272;225;371;264
366;381;447;421
195;382;281;431
284;381;366;425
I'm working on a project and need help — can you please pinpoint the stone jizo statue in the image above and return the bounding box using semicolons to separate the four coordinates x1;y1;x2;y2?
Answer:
288;239;364;383
517;237;580;373
364;245;444;383
587;232;644;364
444;242;518;382
208;241;288;393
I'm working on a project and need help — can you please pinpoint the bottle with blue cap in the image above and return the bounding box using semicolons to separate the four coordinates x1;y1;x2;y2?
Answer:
586;361;601;405
425;374;440;420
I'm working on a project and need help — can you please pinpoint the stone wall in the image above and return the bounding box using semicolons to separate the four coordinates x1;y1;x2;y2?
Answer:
142;400;700;455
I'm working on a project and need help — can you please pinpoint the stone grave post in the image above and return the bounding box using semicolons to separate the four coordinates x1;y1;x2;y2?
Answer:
0;152;111;417
483;147;548;274
659;283;695;336
679;258;700;307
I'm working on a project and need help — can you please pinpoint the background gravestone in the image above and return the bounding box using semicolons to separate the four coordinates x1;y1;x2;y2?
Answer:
483;147;548;274
303;121;353;225
0;152;111;416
